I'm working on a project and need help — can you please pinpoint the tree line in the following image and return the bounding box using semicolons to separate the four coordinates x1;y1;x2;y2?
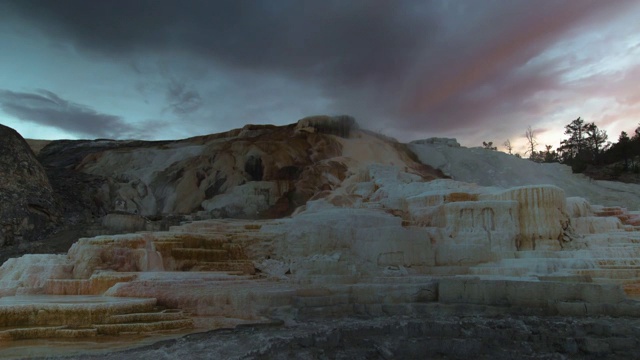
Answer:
485;118;640;175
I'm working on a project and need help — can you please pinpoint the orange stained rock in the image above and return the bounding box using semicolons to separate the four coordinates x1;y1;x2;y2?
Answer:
444;192;479;202
623;283;640;296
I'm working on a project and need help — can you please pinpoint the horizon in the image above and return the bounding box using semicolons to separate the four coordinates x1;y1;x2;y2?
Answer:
1;0;639;153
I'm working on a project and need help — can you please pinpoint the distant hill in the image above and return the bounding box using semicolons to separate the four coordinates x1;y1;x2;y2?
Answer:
409;138;640;210
25;139;52;155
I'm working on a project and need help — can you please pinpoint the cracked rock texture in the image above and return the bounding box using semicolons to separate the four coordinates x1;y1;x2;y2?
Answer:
0;124;60;248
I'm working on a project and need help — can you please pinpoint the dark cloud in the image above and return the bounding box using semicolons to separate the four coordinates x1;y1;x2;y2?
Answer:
0;1;436;87
1;0;637;142
0;89;134;138
165;79;202;115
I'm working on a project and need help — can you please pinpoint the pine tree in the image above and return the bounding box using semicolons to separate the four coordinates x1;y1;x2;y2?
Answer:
584;122;608;162
615;131;632;170
557;117;587;163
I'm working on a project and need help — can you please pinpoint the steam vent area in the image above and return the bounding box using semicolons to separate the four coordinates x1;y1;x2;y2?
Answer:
2;116;640;358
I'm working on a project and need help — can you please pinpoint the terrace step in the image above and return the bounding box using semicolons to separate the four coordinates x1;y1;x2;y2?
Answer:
0;326;98;340
44;273;137;295
190;260;255;274
0;296;193;340
171;248;230;262
576;269;640;280
94;319;193;336
106;310;188;324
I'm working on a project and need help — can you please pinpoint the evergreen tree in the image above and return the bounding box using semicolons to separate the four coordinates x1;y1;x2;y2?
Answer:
543;145;559;163
584;122;608;162
528;145;559;163
613;131;632;170
557;117;587;163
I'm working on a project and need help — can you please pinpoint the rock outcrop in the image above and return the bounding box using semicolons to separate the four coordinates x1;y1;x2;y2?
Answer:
0;124;59;248
2;119;640;358
37;116;438;221
1;161;639;350
1;117;441;261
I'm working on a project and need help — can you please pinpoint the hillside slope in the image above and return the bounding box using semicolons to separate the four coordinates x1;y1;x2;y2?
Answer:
410;139;640;210
0;125;59;248
1;116;443;261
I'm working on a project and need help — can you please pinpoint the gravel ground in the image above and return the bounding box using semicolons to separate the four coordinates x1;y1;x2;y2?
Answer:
13;304;640;360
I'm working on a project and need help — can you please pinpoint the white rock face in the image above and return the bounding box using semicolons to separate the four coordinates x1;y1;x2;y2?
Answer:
72;121;434;219
2;125;640;354
572;216;623;234
409;141;640;209
201;181;289;218
251;164;636;278
0;254;70;296
566;197;592;218
481;185;567;250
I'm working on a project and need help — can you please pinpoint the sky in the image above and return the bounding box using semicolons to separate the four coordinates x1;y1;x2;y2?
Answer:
0;0;639;155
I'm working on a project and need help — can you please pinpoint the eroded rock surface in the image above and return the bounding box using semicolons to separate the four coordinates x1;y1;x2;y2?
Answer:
31;116;437;223
2;119;640;358
0;124;60;248
2;116;441;261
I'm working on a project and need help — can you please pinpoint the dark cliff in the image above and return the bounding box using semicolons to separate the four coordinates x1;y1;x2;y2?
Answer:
0;124;60;247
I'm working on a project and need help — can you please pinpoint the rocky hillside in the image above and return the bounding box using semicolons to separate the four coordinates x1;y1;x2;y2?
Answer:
1;116;441;260
40;116;439;218
5;118;640;259
4;118;640;263
0;124;60;248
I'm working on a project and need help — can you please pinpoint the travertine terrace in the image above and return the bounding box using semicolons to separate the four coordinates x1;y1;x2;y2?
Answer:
2;117;640;357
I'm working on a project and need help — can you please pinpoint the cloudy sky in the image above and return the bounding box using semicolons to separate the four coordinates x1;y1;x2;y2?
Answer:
0;0;639;154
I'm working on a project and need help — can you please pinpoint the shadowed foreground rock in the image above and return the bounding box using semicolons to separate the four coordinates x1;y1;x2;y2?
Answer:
21;306;640;359
0;124;60;248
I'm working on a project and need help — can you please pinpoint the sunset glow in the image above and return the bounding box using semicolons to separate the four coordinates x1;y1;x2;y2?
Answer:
0;0;638;153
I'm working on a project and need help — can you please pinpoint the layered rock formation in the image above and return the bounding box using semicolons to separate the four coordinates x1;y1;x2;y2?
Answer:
2;120;640;358
0;125;59;248
1;116;441;262
32;116;436;222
